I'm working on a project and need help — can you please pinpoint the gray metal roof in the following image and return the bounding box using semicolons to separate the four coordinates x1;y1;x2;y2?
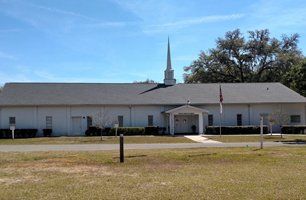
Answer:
0;82;305;106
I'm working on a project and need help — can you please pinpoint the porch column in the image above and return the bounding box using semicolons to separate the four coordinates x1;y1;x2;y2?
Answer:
198;113;204;134
169;113;175;135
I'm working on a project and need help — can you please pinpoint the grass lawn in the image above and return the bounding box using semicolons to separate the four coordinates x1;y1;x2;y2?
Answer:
206;134;306;143
0;136;194;145
0;147;305;199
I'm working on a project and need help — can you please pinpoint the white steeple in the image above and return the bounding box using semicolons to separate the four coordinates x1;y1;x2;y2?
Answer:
164;37;176;85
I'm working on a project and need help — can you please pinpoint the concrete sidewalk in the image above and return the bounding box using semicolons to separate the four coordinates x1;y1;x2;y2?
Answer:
0;142;305;152
184;135;222;143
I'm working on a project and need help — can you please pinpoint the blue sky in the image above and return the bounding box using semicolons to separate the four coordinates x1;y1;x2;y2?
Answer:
1;0;306;84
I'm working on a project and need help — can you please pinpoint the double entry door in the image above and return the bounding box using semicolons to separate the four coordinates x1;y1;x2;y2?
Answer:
174;114;198;134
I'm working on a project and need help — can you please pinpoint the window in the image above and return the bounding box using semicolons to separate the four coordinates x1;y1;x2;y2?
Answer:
87;116;93;128
46;116;52;129
290;115;301;123
118;115;123;127
208;115;213;126
148;115;153;126
237;114;242;126
9;117;16;126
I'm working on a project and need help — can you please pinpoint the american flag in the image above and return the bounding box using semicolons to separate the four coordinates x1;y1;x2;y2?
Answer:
219;85;223;114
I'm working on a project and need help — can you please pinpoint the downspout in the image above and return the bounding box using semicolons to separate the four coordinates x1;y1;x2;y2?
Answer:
129;105;132;127
66;106;68;135
0;107;2;129
305;103;306;124
248;104;251;125
35;106;38;132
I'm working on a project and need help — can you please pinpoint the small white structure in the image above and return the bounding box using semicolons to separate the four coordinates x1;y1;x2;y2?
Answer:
165;105;209;135
0;39;305;136
10;125;15;139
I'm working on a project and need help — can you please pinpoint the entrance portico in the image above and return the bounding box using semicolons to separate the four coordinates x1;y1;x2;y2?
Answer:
165;105;209;135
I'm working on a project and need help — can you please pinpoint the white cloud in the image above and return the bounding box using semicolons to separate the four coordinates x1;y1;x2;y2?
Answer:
143;14;244;34
0;0;133;35
152;14;244;29
246;0;306;32
28;3;132;28
113;0;181;22
33;70;93;82
83;21;131;28
114;0;244;34
27;3;98;22
32;69;149;83
0;72;31;84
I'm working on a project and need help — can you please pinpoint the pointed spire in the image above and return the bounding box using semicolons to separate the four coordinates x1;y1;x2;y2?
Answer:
164;37;176;85
167;37;172;70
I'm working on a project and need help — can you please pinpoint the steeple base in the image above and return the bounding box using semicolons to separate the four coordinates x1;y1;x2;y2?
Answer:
164;79;176;86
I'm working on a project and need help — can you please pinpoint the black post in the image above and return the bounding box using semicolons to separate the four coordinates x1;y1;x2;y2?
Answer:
100;128;103;141
120;134;124;163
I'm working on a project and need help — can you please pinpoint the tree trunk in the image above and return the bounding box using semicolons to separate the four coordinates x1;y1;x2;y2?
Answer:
100;128;103;141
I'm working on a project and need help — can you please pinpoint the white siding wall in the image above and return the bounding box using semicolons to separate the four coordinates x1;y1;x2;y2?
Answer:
200;104;250;127
132;106;165;127
37;107;69;136
70;106;100;136
0;106;71;136
104;106;131;127
249;104;279;125
0;107;36;129
0;103;305;136
282;104;306;125
199;103;306;132
66;106;132;135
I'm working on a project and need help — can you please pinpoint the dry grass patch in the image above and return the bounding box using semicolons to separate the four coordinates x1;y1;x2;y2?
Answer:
0;135;194;145
0;147;305;199
207;134;306;143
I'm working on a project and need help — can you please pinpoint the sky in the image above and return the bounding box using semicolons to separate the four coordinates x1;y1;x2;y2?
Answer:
0;0;306;84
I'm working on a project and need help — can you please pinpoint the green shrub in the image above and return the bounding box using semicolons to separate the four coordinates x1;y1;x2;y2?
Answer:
85;126;111;136
108;127;145;136
0;129;10;139
0;129;37;139
85;126;166;136
205;126;268;135
144;126;159;135
43;129;52;137
281;125;306;134
85;126;101;136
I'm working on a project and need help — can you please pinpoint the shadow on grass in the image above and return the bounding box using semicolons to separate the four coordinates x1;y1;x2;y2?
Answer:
188;153;217;157
252;148;263;151
279;139;306;145
113;154;147;159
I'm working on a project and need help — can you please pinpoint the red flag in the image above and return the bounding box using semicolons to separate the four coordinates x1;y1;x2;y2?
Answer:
219;85;223;114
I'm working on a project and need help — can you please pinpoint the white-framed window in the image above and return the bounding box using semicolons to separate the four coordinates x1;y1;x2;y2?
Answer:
237;114;242;126
9;117;16;126
208;115;213;126
118;115;123;127
148;115;153;126
46;116;52;129
290;115;301;123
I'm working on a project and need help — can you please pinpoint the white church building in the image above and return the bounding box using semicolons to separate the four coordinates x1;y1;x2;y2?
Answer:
0;40;306;136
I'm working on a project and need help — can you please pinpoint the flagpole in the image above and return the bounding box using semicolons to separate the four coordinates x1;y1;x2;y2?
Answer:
219;85;223;137
219;109;222;137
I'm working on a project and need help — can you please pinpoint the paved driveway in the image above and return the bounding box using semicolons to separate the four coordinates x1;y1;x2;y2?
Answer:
0;142;305;152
